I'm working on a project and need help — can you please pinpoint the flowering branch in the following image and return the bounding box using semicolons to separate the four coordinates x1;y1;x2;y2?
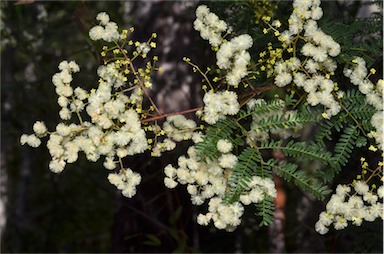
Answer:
19;1;383;237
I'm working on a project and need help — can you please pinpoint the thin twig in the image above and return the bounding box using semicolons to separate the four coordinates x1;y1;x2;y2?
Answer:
141;107;203;123
239;85;275;107
114;41;162;115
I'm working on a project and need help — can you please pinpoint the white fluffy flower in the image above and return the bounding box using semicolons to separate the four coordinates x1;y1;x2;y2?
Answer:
336;185;351;197
354;181;369;195
311;6;323;20
218;154;238;169
74;87;88;100
203;91;239;124
215;34;252;86
89;25;105;41
315;221;329;235
20;134;28;145
64;142;79;163
232;34;253;51
57;96;68;108
195;5;210;19
217;139;233;153
377;185;384;198
333;216;348;230
96;12;110;25
305;59;319;73
108;169;141;198
23;134;41;147
301;43;315;56
363;192;378;204
312;47;327;62
293;72;307;87
56;123;71;136
194;5;228;47
164;177;178;188
358;80;374;95
103;22;120;42
25;134;41;147
33;121;48;136
197;214;211;226
68;61;80;73
103;157;116;170
49;159;66;173
275;72;292;87
164;164;176;178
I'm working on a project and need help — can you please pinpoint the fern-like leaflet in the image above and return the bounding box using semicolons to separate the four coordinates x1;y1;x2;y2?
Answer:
237;98;286;121
225;146;268;203
272;161;331;200
256;194;275;226
330;125;359;171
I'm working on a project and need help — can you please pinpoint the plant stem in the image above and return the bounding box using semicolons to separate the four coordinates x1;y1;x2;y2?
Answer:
141;107;203;123
114;41;162;115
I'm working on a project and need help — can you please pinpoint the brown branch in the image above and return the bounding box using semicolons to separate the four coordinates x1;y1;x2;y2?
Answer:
141;107;203;123
239;84;275;99
239;85;275;107
141;84;274;123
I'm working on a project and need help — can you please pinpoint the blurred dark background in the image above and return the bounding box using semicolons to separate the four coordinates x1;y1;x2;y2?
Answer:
1;1;382;253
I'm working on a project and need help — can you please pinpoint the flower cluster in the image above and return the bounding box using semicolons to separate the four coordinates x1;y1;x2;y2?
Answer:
50;60;81;120
150;115;198;157
89;12;120;42
285;0;324;39
344;57;383;150
20;13;162;198
21;60;147;181
108;168;142;198
194;5;253;87
193;5;228;47
97;63;127;89
163;138;276;231
20;122;44;148
315;180;383;234
216;34;253;86
237;176;277;205
267;0;342;118
202;90;240;125
196;198;244;231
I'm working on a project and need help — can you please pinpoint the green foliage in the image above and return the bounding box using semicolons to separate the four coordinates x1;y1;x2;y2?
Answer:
273;161;331;200
225;146;267;202
237;98;285;121
315;89;375;182
198;95;337;223
195;118;238;161
342;89;377;130
330;126;359;171
282;141;332;164
284;93;298;107
256;139;332;199
319;5;383;67
255;194;275;227
256;111;316;132
260;140;332;164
